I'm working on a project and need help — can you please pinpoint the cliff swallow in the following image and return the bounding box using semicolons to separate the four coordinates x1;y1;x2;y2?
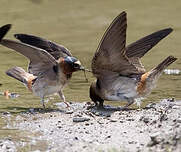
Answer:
89;11;177;108
0;24;84;108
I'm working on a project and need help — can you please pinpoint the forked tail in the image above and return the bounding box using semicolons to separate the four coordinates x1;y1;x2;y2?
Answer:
6;66;34;84
150;55;177;77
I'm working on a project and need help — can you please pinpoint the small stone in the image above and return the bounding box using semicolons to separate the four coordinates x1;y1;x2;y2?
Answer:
177;118;181;123
109;119;117;122
94;112;100;116
127;118;134;121
143;117;149;123
73;117;90;122
85;123;90;126
151;120;157;125
65;110;74;114
97;120;104;124
29;108;34;113
168;98;175;102
158;124;162;128
160;113;168;122
147;132;161;147
105;135;111;139
102;113;111;117
128;141;134;144
172;105;180;109
2;112;10;115
150;132;160;139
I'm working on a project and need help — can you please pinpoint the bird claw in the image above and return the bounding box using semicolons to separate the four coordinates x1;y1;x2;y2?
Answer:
63;101;70;108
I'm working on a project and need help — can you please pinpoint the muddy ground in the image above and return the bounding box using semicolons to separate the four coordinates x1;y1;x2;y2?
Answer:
1;99;181;152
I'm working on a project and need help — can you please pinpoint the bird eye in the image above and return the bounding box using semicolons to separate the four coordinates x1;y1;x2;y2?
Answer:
74;63;80;68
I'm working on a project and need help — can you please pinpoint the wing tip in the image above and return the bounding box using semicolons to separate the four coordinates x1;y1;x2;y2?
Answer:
121;10;126;14
14;33;25;40
119;11;127;18
160;27;173;37
0;24;12;41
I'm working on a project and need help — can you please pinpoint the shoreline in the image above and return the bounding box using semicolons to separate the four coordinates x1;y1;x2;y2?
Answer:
1;99;181;152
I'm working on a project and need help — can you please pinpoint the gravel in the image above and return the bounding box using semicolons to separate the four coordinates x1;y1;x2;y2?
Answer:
2;99;181;152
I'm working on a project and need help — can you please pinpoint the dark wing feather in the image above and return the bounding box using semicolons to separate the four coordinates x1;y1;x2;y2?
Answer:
0;24;11;41
92;11;143;78
14;34;72;60
0;39;57;75
126;28;173;58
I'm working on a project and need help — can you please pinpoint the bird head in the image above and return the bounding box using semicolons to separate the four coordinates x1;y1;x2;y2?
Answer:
64;56;84;72
59;56;84;75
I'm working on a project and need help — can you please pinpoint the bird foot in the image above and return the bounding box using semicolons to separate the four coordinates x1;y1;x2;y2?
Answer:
63;101;71;108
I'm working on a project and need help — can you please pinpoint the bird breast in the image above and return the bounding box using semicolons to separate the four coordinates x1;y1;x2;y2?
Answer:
101;76;138;101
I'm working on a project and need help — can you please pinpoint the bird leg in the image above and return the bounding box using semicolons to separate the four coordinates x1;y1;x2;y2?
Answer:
123;99;135;109
58;90;70;107
40;97;46;109
98;100;104;108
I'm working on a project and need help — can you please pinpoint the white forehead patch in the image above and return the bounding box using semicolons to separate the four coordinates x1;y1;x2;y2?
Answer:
75;60;81;65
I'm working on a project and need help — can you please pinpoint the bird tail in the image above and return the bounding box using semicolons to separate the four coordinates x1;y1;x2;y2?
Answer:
6;66;34;84
0;24;11;41
150;56;177;78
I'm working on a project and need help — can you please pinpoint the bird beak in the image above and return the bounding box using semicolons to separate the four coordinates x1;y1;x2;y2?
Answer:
79;66;85;71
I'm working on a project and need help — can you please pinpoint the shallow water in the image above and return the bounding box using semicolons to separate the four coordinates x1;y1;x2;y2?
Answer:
0;0;181;150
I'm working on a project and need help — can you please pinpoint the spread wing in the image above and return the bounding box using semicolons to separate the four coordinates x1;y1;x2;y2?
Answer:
0;39;57;75
124;28;173;73
92;11;143;78
126;28;173;58
14;34;72;60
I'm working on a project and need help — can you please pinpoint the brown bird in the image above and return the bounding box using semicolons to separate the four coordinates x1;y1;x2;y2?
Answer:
0;24;85;108
89;11;177;108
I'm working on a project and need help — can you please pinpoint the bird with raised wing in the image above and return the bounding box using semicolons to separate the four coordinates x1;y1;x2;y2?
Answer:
89;11;177;108
0;24;85;109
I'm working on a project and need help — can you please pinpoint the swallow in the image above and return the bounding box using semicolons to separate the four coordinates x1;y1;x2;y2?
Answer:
0;24;85;108
89;11;177;108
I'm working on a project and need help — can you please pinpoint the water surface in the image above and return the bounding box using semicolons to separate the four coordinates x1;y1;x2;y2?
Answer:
0;0;180;150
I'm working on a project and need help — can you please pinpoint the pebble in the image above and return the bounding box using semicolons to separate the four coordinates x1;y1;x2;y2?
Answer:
127;118;134;121
73;117;90;122
103;113;111;117
2;112;10;115
172;105;180;109
143;117;149;123
65;110;74;114
105;135;111;139
177;118;181;123
108;118;117;122
120;120;124;123
147;132;162;147
85;123;90;126
128;141;135;144
29;108;35;113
